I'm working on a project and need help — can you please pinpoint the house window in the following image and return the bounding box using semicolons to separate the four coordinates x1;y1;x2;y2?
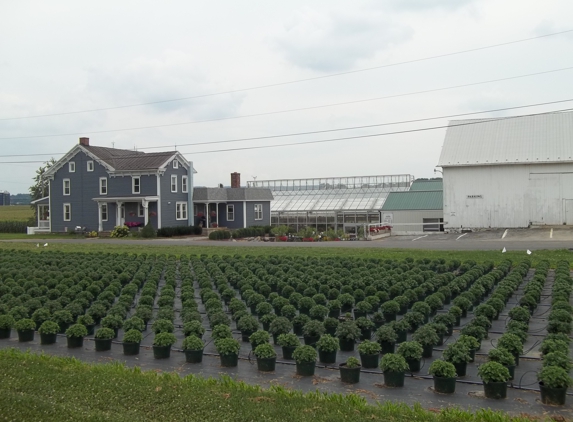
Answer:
173;160;179;169
69;162;75;173
227;204;234;221
182;176;188;193
63;204;71;221
87;161;94;172
99;178;107;195
254;204;263;220
176;202;187;220
171;175;177;193
138;203;144;217
63;179;71;196
132;177;140;194
101;203;108;221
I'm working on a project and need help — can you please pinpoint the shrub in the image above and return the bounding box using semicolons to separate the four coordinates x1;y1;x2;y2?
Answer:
183;321;205;338
335;321;361;341
237;315;260;333
254;343;277;359
303;320;325;337
478;361;510;383
375;325;397;343
542;352;572;371
157;225;202;237
95;328;115;340
443;342;471;364
432;313;455;327
448;306;462;318
0;315;15;330
540;339;569;356
487;348;515;366
153;332;177;347
357;340;381;355
141;222;156;238
292;345;317;363
209;230;232;240
269;317;292;336
508;306;530;322
182;335;204;351
538;366;573;389
110;225;130;238
14;318;36;331
249;330;270;348
497;333;523;356
309;305;329;320
101;315;123;330
77;314;94;327
345;356;361;368
412;325;439;346
53;310;74;325
212;324;233;340
277;333;300;348
396;341;423;361
215;337;241;355
123;329;143;343
65;323;88;338
316;334;339;352
123;317;145;332
379;353;409;373
38;320;59;335
429;360;457;378
152;319;174;334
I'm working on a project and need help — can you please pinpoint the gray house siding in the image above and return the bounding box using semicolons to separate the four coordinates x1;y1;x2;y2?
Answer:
108;174;157;197
245;201;271;227
159;160;190;228
217;201;245;229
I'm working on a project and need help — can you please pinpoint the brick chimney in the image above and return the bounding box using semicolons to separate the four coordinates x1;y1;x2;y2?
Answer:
79;137;89;146
231;172;240;188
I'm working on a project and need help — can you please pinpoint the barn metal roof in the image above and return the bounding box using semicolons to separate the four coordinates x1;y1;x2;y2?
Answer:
409;179;443;191
381;191;443;211
438;111;573;167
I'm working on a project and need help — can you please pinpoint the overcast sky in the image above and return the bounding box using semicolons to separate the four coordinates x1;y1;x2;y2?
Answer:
1;0;572;194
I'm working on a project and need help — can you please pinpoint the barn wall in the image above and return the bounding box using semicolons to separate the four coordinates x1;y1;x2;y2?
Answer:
388;210;443;234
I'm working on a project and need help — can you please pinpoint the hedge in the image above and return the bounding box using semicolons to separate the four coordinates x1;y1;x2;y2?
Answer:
232;226;272;239
157;225;203;237
209;230;232;240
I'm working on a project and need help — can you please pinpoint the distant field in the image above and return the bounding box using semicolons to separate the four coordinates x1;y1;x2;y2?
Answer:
0;205;33;221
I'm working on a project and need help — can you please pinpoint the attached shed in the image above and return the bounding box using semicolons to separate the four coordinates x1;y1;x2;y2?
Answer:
381;179;443;235
438;112;573;229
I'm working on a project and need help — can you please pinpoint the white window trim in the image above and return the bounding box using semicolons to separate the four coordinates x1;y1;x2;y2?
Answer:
254;203;263;220
227;204;234;221
63;179;71;196
87;161;94;172
176;202;187;220
99;177;107;195
132;176;140;194
182;175;188;193
171;175;177;193
69;162;75;173
138;203;145;217
101;203;108;222
63;203;71;221
173;160;179;169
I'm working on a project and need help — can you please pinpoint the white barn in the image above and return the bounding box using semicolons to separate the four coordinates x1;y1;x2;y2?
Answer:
437;111;573;229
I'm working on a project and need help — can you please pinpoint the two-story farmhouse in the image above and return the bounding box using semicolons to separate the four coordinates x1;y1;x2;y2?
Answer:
30;137;195;233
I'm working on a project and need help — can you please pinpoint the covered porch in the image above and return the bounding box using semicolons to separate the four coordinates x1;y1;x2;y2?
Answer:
27;196;50;234
93;196;159;232
193;202;224;228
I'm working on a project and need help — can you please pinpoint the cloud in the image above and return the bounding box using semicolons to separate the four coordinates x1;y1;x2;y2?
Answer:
386;0;476;11
273;8;412;72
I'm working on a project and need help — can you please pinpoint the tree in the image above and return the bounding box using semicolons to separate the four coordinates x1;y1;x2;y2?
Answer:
29;158;56;219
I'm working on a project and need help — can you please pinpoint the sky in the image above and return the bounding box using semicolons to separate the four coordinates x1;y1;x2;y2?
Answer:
1;0;573;194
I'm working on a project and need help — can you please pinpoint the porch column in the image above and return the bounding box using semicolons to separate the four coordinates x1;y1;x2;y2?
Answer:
216;203;219;227
97;202;103;232
116;201;123;226
205;203;210;228
142;199;149;226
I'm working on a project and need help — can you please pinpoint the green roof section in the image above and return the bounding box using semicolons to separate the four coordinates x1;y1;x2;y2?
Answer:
409;178;443;191
381;191;443;211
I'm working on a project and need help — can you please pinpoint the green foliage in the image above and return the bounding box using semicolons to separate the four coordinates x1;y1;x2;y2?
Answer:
542;352;572;371
110;226;130;238
38;320;59;335
379;353;409;373
249;330;270;347
442;343;471;364
269;317;292;336
292;345;317;363
140;222;156;238
182;335;204;351
209;230;232;240
152;319;174;334
316;334;339;353
357;340;381;355
212;324;233;340
277;333;300;348
0;314;15;330
65;323;88;338
302;320;325;337
122;329;143;344
123;317;145;332
396;341;423;361
254;343;277;359
478;361;510;383
157;225;202;237
101;315;123;330
237;315;260;333
429;360;457;378
497;333;523;356
95;328;115;340
184;321;205;338
14;318;36;331
335;321;361;341
540;339;569;356
153;332;177;347
488;348;515;366
345;357;361;369
508;306;530;322
538;366;573;389
375;325;397;343
412;325;439;346
215;338;241;355
76;314;94;327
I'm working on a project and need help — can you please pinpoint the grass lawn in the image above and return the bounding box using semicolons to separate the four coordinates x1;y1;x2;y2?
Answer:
0;349;544;422
0;205;33;221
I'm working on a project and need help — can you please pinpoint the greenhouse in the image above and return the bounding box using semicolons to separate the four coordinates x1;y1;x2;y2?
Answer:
248;174;414;232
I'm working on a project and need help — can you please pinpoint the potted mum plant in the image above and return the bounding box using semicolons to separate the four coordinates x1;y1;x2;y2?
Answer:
101;314;124;338
94;328;115;352
316;334;340;364
412;325;439;358
260;313;277;331
448;306;463;326
277;333;300;360
380;353;409;387
497;333;523;366
381;300;400;322
152;332;177;359
183;320;205;338
371;312;385;329
14;318;36;342
403;311;425;333
65;323;88;348
302;320;325;346
269;317;292;344
375;325;397;355
355;317;375;341
443;342;472;376
457;335;481;363
254;343;277;372
183;335;205;363
538;366;573;405
38;320;59;345
53;310;74;334
292;345;317;376
123;316;145;333
292;314;311;336
249;330;270;351
327;300;342;318
396;341;424;372
215;337;241;367
339;356;361;384
429;359;457;394
432;314;455;336
488;348;516;380
237;315;260;342
122;329;143;355
357;340;381;369
335;321;362;352
77;314;95;336
0;314;15;339
478;361;511;399
323;317;339;336
389;319;410;343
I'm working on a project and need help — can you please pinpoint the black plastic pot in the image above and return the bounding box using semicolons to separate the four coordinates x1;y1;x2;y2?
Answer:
0;328;10;339
406;358;421;372
58;323;70;334
325;327;337;336
262;321;270;331
359;353;379;369
483;381;507;399
153;345;172;359
295;361;316;376
461;309;468;318
505;365;515;380
241;330;254;343
282;345;297;360
453;361;467;377
318;349;337;364
67;336;84;348
396;330;407;343
353;310;366;319
469;348;476;363
293;324;304;336
257;357;276;372
433;376;456;394
408;323;419;334
303;335;319;347
17;329;35;342
123;341;140;355
380;341;395;355
383;371;405;387
272;333;280;345
421;344;434;358
340;304;353;313
398;305;408;315
339;363;361;384
86;324;95;336
454;316;461;326
328;309;340;318
95;338;112;352
436;334;444;347
185;349;203;363
40;332;57;345
446;324;453;336
339;338;355;352
539;382;567;406
359;328;371;341
220;353;238;367
512;352;520;366
300;307;311;316
383;312;397;322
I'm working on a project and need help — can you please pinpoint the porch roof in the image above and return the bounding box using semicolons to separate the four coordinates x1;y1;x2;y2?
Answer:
31;196;49;205
92;196;159;202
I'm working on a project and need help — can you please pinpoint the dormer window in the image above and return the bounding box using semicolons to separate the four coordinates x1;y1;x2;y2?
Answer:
87;161;94;172
69;162;75;173
173;160;179;169
132;177;140;194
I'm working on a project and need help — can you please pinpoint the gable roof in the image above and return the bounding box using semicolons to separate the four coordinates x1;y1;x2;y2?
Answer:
409;179;443;191
82;145;177;171
438;111;573;168
381;191;443;211
193;187;273;202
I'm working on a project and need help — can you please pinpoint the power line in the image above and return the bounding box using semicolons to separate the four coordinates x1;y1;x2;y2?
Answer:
2;66;573;141
1;28;572;121
0;106;571;163
2;98;573;158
